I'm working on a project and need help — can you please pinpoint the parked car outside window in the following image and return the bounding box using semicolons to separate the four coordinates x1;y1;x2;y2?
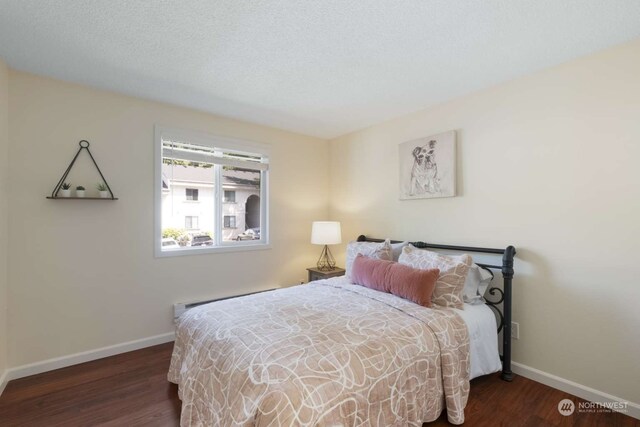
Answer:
161;238;180;249
236;228;260;241
190;234;214;246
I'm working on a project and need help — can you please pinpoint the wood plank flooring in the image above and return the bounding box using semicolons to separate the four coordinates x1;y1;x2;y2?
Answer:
0;343;637;426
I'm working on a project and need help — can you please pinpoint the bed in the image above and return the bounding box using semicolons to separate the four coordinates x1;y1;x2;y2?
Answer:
168;236;516;426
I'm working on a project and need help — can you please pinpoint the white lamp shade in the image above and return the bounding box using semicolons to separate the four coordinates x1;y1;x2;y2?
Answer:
311;221;342;245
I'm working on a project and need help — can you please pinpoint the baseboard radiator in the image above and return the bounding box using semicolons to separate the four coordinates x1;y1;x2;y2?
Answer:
173;288;276;321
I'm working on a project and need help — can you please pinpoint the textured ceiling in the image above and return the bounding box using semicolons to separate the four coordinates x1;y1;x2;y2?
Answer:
0;1;639;139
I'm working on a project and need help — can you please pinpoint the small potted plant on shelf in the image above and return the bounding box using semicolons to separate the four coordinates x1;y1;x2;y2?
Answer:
97;183;109;198
76;185;86;198
59;182;72;198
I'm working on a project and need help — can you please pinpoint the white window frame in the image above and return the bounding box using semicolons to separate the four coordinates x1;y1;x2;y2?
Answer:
154;125;270;257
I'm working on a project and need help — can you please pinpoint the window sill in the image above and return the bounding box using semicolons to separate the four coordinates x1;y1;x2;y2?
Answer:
155;242;271;258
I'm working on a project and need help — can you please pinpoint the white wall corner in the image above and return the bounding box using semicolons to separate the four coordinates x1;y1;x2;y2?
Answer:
512;362;640;420
0;369;8;396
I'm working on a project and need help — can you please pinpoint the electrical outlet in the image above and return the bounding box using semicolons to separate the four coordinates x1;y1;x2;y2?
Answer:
511;322;520;340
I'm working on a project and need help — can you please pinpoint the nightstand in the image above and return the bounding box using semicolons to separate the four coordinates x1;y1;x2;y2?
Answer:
306;267;345;282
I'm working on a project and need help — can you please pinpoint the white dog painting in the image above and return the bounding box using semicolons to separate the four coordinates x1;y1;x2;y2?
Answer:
399;130;456;200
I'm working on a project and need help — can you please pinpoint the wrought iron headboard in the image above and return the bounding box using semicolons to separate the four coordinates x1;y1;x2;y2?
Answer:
356;235;516;382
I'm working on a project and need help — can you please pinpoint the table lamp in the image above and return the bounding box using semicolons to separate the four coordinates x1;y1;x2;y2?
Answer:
311;221;342;270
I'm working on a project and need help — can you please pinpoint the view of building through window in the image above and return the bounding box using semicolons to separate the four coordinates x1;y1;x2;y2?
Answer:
224;215;236;228
160;137;266;252
224;190;235;203
184;216;199;229
185;188;199;201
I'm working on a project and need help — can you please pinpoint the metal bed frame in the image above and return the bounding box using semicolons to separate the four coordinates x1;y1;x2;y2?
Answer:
356;235;516;381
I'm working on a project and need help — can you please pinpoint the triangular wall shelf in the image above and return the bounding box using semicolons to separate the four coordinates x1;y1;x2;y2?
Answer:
47;140;118;200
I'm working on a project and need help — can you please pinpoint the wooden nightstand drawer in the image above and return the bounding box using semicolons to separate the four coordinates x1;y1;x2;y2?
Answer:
306;267;345;282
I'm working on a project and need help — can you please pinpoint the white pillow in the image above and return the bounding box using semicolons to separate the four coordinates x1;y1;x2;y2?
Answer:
462;265;494;305
390;241;409;261
345;240;392;282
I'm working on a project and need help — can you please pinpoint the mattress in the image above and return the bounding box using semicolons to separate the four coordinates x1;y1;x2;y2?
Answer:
454;303;503;379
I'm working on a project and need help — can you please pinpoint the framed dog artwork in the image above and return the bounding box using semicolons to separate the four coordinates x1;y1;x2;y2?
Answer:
399;130;456;200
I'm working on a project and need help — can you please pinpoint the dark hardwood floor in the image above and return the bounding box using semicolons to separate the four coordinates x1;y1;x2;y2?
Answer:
0;343;636;426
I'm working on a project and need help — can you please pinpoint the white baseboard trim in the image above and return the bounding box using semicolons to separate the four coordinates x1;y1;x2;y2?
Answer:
1;331;175;393
512;362;640;420
0;369;8;396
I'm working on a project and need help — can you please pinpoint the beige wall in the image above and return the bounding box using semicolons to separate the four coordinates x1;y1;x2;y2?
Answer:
7;71;328;366
0;59;9;377
329;40;640;403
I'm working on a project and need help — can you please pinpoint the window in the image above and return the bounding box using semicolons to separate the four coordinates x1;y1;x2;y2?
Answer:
185;188;199;201
155;126;269;256
185;216;199;229
223;190;236;203
224;215;236;228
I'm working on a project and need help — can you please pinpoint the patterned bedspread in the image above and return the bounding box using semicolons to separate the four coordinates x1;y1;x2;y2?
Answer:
168;278;470;426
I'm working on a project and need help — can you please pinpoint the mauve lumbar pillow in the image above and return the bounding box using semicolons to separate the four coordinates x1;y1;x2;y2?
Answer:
398;245;472;309
351;254;440;307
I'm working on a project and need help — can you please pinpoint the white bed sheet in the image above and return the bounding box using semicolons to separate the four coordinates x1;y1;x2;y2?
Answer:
454;303;503;379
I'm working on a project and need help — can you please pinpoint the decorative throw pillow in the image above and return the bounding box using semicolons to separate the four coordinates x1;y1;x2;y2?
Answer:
476;266;494;301
345;240;392;281
351;255;440;307
390;241;409;261
398;245;472;309
350;254;391;293
462;264;494;305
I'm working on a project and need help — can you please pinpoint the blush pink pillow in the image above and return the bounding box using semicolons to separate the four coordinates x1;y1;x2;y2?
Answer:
351;254;440;307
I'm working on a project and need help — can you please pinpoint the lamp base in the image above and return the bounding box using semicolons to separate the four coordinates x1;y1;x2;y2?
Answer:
316;245;336;271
